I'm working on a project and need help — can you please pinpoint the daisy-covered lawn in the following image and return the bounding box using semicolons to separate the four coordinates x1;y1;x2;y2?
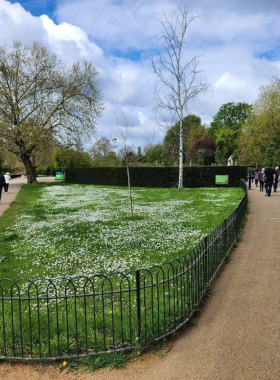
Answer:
0;183;244;280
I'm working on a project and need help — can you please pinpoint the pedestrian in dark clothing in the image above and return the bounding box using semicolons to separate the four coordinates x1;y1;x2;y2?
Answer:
0;173;6;203
273;166;279;192
258;168;265;192
264;164;275;196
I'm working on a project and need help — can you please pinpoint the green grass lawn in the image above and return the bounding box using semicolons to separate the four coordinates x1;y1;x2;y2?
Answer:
0;183;246;359
0;183;244;280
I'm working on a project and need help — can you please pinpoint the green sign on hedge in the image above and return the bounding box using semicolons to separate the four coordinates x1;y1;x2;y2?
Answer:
55;171;65;180
215;174;228;185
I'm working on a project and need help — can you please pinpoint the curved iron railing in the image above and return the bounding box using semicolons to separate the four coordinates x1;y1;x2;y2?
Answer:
0;180;248;361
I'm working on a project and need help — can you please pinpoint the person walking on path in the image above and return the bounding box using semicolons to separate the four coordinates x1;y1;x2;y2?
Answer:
254;168;259;187
0;172;6;204
264;163;275;196
251;167;257;182
273;166;279;192
0;176;28;217
258;168;265;191
4;172;11;194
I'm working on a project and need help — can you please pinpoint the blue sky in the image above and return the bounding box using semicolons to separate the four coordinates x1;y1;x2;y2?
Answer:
2;0;280;150
9;0;56;17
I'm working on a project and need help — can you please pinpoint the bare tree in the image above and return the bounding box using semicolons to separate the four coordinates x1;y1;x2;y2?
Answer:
112;113;152;217
112;114;135;217
151;7;209;190
0;41;103;183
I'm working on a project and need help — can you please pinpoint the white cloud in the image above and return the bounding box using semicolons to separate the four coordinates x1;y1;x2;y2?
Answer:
0;0;45;44
40;15;104;60
1;0;280;149
138;112;148;125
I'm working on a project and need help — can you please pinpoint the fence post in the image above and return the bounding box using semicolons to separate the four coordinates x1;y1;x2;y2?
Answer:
136;270;141;343
224;218;228;255
204;235;209;286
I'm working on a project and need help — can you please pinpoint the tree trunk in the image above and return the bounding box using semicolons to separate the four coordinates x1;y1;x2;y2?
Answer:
18;153;37;184
178;118;184;191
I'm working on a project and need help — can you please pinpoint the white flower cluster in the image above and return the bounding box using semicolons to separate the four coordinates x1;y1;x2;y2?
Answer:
4;185;243;279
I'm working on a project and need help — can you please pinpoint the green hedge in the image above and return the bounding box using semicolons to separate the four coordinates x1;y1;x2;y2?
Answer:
65;166;247;188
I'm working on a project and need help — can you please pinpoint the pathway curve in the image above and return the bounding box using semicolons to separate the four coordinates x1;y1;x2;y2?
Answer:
0;183;280;379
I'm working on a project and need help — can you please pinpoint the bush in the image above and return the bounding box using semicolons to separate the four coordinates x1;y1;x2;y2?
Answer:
65;166;247;188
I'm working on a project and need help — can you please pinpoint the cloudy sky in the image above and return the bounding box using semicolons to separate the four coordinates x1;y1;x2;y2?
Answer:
1;0;280;151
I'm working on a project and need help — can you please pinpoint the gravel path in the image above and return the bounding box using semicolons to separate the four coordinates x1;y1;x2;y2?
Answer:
0;182;280;379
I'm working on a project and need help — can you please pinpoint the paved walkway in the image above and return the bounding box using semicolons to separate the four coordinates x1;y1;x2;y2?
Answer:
0;182;280;379
0;176;27;217
0;176;61;217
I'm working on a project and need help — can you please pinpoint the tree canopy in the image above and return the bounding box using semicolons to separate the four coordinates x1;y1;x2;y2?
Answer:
163;114;205;165
189;137;216;165
208;102;252;137
207;102;252;159
238;78;280;165
0;41;103;183
90;137;119;167
53;148;91;170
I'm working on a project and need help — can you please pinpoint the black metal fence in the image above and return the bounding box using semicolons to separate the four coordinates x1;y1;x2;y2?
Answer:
0;180;248;361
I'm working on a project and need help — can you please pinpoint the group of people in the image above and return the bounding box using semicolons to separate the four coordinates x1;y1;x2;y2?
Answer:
0;172;11;204
251;164;279;196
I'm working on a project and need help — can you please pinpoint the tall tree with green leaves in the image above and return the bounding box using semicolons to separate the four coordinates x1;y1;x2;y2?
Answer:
189;137;216;165
151;7;208;190
163;114;205;165
0;41;103;183
143;144;166;166
53;148;91;169
238;78;280;165
215;138;226;165
207;102;252;157
265;142;277;167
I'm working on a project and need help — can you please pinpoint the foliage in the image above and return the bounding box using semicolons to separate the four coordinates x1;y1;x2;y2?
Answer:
117;146;139;166
82;352;127;371
90;137;119;167
207;102;252;138
237;113;267;165
265;142;277;167
238;78;280;165
214;128;237;158
0;153;4;172
142;144;166;166
185;124;207;162
0;41;103;183
189;138;216;165
215;138;226;165
163;115;204;165
207;102;252;158
196;150;204;166
0;148;25;173
53;148;91;169
232;150;238;165
65;166;247;188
